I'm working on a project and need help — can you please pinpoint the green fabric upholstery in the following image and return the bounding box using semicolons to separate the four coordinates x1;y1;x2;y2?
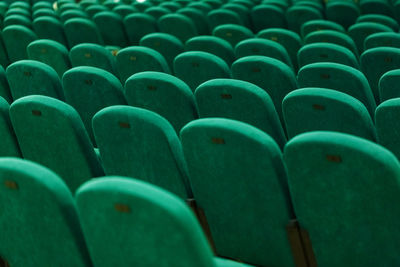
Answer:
158;13;198;43
60;9;88;22
113;5;137;18
301;19;345;38
92;106;192;198
221;4;250;28
257;28;302;71
178;7;209;35
375;98;400;159
360;0;394;18
124;71;197;133
286;5;322;34
64;18;104;48
27;39;71;78
185;36;235;65
297;42;359;69
348;22;393;54
379;69;400;102
140;33;184;71
283;88;376;140
364;32;400;50
0;158;92;267
0;66;11;103
207;9;243;30
93;11;128;47
33;2;53;10
195;78;287;148
0;97;21;157
85;4;107;18
3;25;37;62
174;51;231;91
58;3;81;13
212;24;253;47
116;46;170;83
33;9;58;19
187;2;213;13
145;6;170;19
9;2;30;9
214;258;253;267
32;16;68;48
5;8;30;18
75;177;217;267
284;131;400;267
326;1;360;29
356;14;399;32
304;30;359;57
69;43;117;76
79;0;98;9
360;47;400;104
6;60;64;101
133;1;153;12
235;38;293;69
180;118;295;267
9;95;104;192
251;4;286;32
63;66;126;143
204;0;223;9
0;32;9;69
160;1;182;12
3;14;31;29
231;55;297;124
297;62;376;117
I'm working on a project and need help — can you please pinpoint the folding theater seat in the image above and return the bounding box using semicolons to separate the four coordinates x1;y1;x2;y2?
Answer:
360;47;400;104
174;51;231;91
33;2;53;10
85;4;107;18
364;32;400;50
195;79;287;149
359;0;394;18
185;36;235;65
32;9;58;19
102;0;120;10
116;46;170;83
79;0;98;9
145;6;170;19
257;28;302;72
356;14;399;32
92;106;192;198
93;11;128;47
180;118;296;267
283;88;376;140
123;13;156;45
235;38;293;69
159;1;182;12
32;16;69;48
75;177;252;267
187;1;213;13
250;4;286;32
297;62;376;118
203;0;223;9
207;9;243;30
64;18;104;48
376;98;400;159
3;25;37;62
348;22;393;54
113;4;137;18
132;1;153;12
297;43;359;69
222;3;251;27
140;33;184;71
379;69;400;101
285;5;322;35
124;71;198;133
0;97;20;157
300;20;345;39
5;8;30;18
178;7;209;35
231;55;297;124
60;9;89;23
3;14;32;29
9;96;104;192
27;39;71;78
6;60;64;101
284;131;400;267
58;2;81;14
0;66;11;103
0;158;92;267
63;66;126;143
325;0;360;29
158;13;198;43
69;43;117;76
212;24;253;47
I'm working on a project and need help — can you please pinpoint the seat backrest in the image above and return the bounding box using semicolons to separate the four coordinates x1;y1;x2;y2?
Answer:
93;11;128;47
286;5;322;34
212;24;253;47
348;22;393;54
301;19;345;38
0;96;20;157
3;25;37;62
356;14;399;31
64;18;104;48
207;9;243;30
251;4;286;32
32;16;68;48
158;13;198;43
326;1;360;29
123;13;157;45
364;32;400;50
379;69;400;102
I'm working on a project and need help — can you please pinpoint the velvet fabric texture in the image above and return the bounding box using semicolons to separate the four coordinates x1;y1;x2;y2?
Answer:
300;20;345;39
32;16;68;47
212;24;253;47
364;32;400;50
123;13;157;45
158;13;198;43
304;30;358;57
64;18;104;48
3;25;37;62
93;11;128;47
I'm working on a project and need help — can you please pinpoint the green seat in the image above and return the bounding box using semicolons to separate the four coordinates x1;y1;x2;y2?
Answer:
27;39;71;78
133;1;153;12
379;69;400;102
283;88;376;140
376;98;400;159
297;62;376;117
356;14;399;31
124;71;197;133
64;18;104;48
231;55;297;124
326;1;360;29
113;5;137;18
348;22;393;54
3;25;37;62
195;78;286;148
207;9;243;30
145;6;170;19
285;5;322;34
60;9;88;22
85;4;107;18
284;131;400;267
174;51;231;91
63;66;126;143
0;97;20;156
140;33;184;71
0;32;9;69
75;177;252;267
235;38;293;69
360;0;394;18
6;60;64;101
33;1;52;11
297;43;359;69
204;0;223;9
3;14;32;29
178;7;209;35
69;43;117;76
261;0;289;10
212;24;253;47
364;32;400;50
185;36;235;65
9;95;104;192
251;4;286;32
58;2;80;13
79;0;97;9
360;47;400;104
102;0;119;9
93;11;128;47
5;8;30;18
0;158;92;267
257;28;302;72
92;106;192;198
33;16;68;48
301;19;345;38
116;46;170;83
123;13;156;45
158;14;198;43
187;2;213;13
180;118;295;267
0;66;11;103
32;8;58;19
